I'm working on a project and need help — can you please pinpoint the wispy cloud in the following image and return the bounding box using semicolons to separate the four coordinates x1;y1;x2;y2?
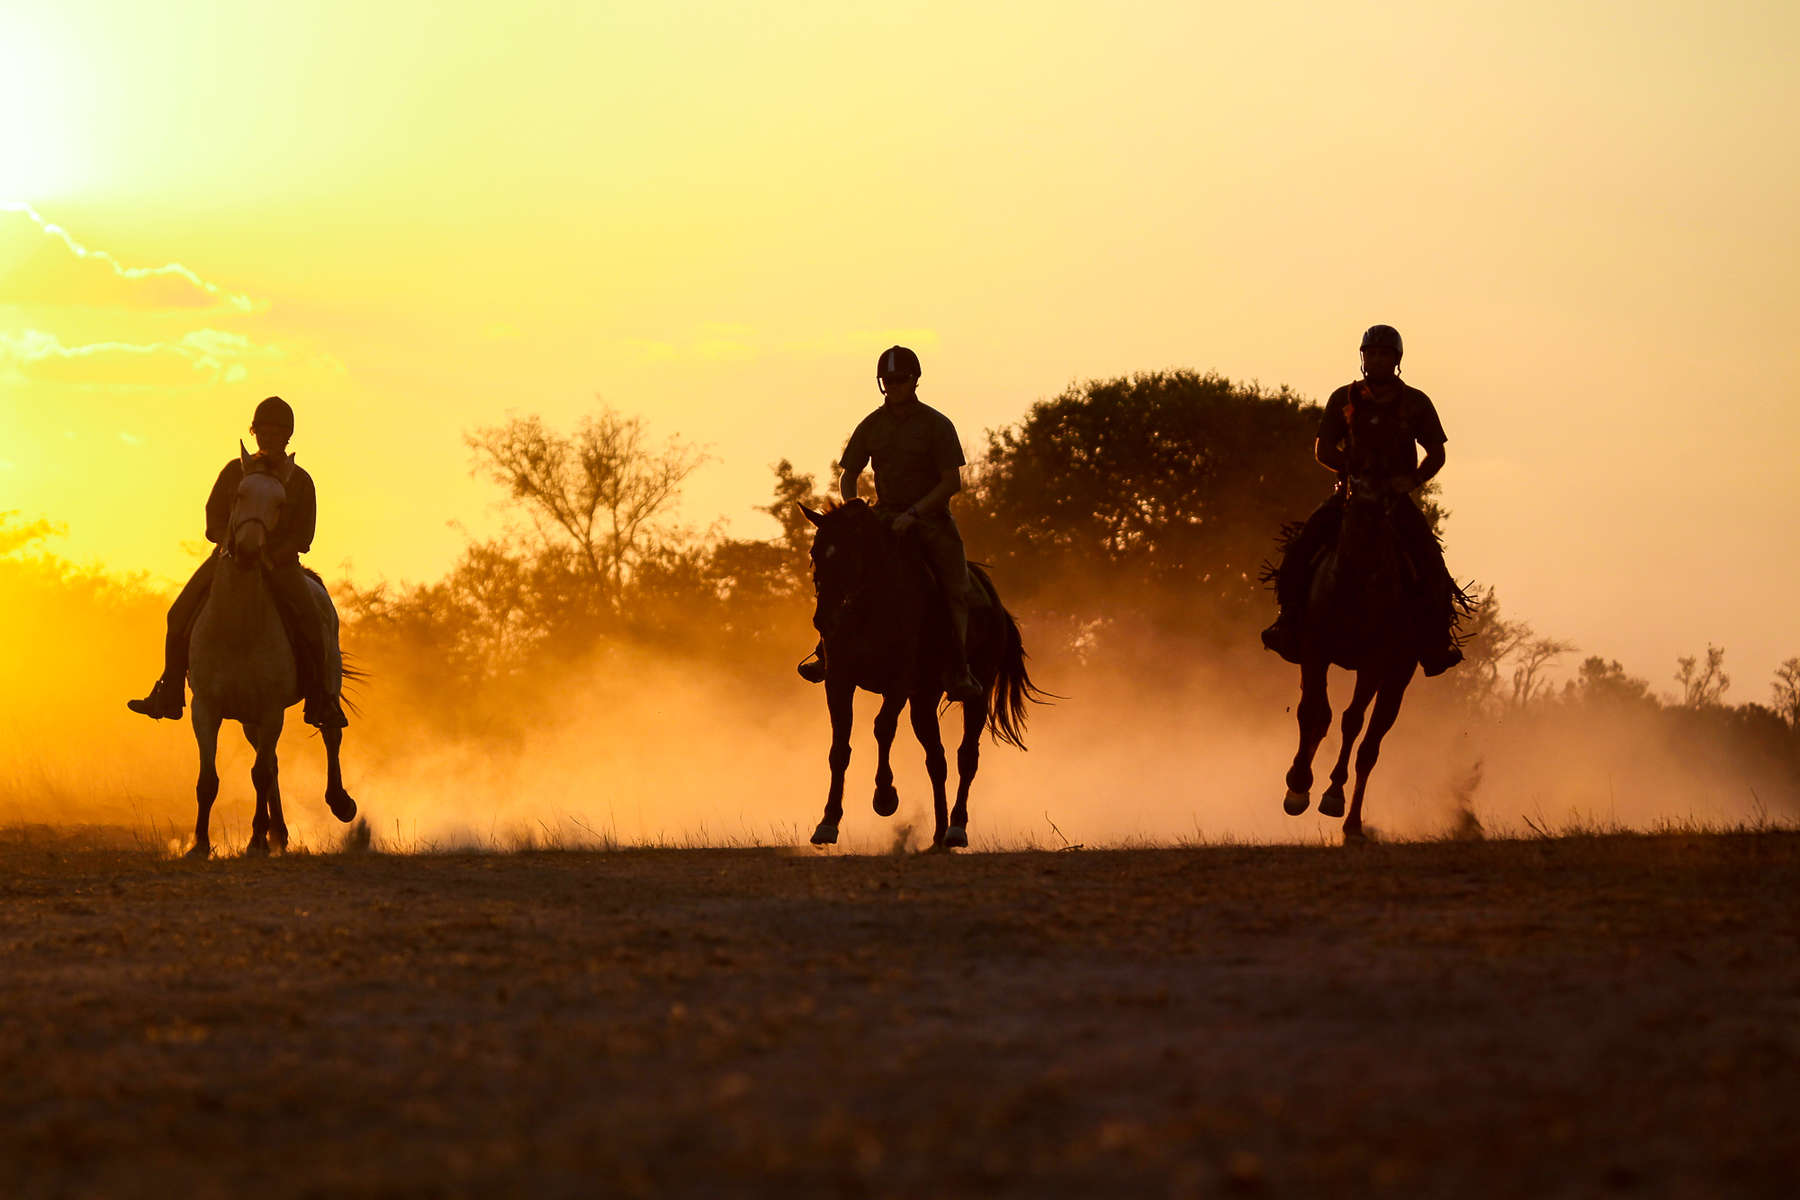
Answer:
0;328;284;388
0;203;261;313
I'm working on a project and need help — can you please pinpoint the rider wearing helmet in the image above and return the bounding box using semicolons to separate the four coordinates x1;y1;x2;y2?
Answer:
127;396;347;727
1261;325;1463;676
797;346;985;702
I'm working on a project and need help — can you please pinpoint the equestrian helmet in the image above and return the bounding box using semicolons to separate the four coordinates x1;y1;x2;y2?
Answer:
1359;325;1403;357
877;345;922;379
252;396;295;432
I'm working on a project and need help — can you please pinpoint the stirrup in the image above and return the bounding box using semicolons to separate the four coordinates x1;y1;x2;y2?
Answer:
1260;619;1304;665
304;695;348;730
126;679;184;720
946;668;983;703
1420;645;1463;678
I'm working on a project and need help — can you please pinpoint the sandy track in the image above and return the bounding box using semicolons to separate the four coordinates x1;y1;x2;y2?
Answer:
1;833;1796;1198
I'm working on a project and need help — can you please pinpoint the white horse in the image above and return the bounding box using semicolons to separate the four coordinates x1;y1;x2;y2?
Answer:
186;444;356;858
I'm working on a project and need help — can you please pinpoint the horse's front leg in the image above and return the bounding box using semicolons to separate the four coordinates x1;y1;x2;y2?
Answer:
189;702;222;859
1320;670;1380;819
321;720;357;823
870;692;906;818
246;720;276;858
945;693;985;849
811;679;855;846
908;691;949;846
257;715;290;852
1284;660;1333;815
1343;666;1415;842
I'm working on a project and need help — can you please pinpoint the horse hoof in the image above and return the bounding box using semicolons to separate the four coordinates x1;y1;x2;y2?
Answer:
245;840;270;858
1319;789;1346;819
271;832;290;854
184;844;211;861
1342;825;1367;845
1283;789;1311;816
873;785;900;818
810;822;839;846
327;790;357;824
944;825;968;849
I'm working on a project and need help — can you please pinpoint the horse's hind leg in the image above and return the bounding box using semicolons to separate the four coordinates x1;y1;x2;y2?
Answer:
1344;668;1415;842
1321;671;1379;819
190;704;222;859
871;692;906;818
908;693;950;846
945;696;985;849
1284;661;1332;815
321;721;357;823
812;680;854;846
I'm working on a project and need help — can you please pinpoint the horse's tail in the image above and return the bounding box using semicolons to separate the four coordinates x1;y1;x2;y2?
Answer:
969;564;1056;750
338;649;369;718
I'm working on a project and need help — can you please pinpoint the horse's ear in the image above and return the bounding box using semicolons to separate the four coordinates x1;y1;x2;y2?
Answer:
279;452;297;484
798;503;823;527
239;440;252;472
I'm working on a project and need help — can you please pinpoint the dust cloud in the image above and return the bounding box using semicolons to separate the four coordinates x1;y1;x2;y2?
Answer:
3;538;1793;853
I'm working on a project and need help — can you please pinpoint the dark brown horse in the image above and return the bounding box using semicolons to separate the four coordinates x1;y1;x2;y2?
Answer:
1279;476;1463;841
800;500;1050;849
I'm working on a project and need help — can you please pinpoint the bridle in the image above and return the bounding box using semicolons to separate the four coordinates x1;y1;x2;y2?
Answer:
224;450;289;564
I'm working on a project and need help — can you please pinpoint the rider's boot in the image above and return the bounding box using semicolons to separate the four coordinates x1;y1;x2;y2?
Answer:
945;611;983;703
1420;642;1463;677
304;688;348;729
1419;583;1463;677
296;658;347;729
796;641;828;684
126;675;185;720
1260;608;1305;665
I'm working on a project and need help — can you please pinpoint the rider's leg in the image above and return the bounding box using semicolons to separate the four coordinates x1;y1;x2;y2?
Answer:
267;560;345;728
1392;502;1462;676
1262;496;1342;661
797;638;828;683
920;521;982;702
128;555;216;720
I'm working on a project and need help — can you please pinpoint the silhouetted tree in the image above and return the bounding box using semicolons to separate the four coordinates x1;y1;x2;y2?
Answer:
1772;658;1800;729
959;371;1368;651
466;409;703;604
1509;635;1578;709
1565;656;1656;708
1675;644;1731;708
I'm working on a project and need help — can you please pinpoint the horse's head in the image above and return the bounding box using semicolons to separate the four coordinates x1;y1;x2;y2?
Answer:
226;439;294;568
800;498;887;640
1329;474;1412;607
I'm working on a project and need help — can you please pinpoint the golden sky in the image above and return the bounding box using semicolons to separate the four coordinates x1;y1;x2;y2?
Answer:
4;0;1798;693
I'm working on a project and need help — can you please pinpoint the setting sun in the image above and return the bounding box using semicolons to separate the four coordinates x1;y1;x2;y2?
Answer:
0;20;84;200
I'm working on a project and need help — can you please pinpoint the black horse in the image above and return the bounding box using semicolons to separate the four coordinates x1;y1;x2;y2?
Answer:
800;500;1050;849
1278;476;1467;841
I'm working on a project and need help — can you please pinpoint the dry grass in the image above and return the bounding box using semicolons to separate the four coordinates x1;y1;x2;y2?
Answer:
1;833;1797;1198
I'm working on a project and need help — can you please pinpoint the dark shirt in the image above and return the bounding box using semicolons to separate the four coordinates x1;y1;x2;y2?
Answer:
842;400;966;512
204;456;317;563
1316;379;1447;479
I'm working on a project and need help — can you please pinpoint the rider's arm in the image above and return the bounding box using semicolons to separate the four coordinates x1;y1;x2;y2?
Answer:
203;464;236;545
839;424;871;501
1314;392;1349;473
272;470;317;560
907;467;964;518
1414;440;1446;487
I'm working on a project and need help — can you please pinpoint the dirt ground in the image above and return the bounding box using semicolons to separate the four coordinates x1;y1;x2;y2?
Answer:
1;831;1796;1199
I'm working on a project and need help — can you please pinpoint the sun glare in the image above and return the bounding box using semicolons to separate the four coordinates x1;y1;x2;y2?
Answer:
0;24;84;200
